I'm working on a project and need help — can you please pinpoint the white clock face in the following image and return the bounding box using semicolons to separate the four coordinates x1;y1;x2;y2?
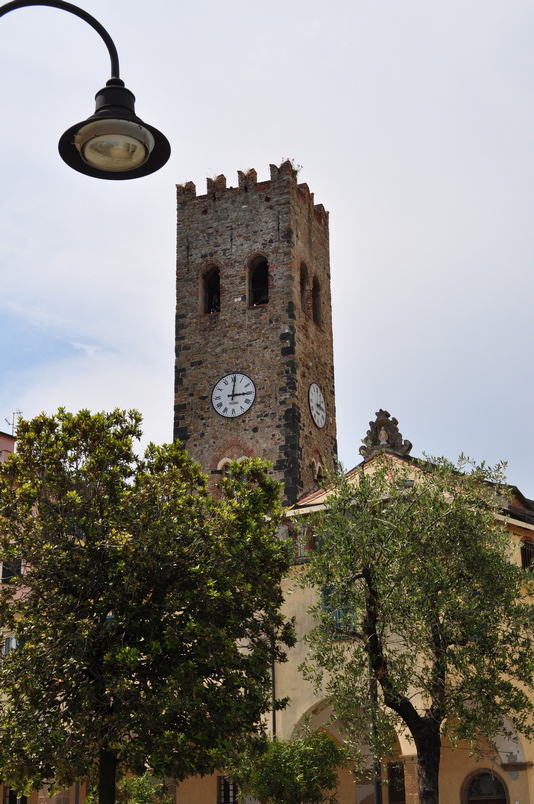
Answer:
308;382;326;429
212;373;256;418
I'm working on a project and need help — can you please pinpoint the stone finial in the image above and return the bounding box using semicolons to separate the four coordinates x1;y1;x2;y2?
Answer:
176;181;196;199
359;410;413;460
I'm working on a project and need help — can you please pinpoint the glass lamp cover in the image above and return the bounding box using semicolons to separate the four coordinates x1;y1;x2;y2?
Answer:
74;119;155;172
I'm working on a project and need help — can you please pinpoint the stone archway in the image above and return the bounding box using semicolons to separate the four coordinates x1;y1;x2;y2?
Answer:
291;699;415;804
461;770;509;804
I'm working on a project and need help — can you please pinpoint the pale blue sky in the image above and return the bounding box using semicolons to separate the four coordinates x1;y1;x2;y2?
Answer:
1;0;533;491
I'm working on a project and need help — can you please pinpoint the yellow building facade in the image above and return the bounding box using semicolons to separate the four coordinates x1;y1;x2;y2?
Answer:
168;411;534;804
266;411;534;804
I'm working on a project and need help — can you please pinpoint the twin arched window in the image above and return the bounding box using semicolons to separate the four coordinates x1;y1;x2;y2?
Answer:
312;461;325;484
200;259;322;317
217;456;248;478
200;257;270;314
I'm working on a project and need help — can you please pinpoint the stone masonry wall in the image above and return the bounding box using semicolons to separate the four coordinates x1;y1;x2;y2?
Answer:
174;161;336;504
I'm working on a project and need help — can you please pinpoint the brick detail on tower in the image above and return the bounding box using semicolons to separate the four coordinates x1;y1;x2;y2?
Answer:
174;161;337;504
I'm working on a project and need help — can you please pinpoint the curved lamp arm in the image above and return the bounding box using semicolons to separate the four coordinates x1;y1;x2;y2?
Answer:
0;0;120;78
0;0;170;179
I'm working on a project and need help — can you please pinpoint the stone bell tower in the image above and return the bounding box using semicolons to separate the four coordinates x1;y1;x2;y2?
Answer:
173;161;337;504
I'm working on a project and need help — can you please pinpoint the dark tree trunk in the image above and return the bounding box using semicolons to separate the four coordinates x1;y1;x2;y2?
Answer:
411;719;442;804
98;747;118;804
367;573;443;804
368;658;383;804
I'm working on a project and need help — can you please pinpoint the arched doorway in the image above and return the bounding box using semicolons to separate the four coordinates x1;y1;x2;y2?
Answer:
466;772;507;804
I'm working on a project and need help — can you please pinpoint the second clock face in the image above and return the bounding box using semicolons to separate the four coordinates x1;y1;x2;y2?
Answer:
212;373;256;418
308;382;326;428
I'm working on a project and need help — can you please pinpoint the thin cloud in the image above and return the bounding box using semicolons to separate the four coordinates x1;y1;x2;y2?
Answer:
71;343;102;359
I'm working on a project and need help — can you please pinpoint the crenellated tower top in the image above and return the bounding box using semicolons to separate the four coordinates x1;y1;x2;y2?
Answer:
176;161;329;224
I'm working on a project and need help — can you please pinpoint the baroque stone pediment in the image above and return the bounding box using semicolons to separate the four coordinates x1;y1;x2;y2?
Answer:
359;409;413;460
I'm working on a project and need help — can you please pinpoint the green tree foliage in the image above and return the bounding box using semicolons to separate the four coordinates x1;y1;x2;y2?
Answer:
0;409;295;804
301;455;534;804
86;772;171;804
115;772;172;804
229;727;348;804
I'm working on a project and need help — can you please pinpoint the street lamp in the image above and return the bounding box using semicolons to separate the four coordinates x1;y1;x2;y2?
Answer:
0;0;171;179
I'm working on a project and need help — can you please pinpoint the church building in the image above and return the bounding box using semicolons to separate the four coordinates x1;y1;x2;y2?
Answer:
173;163;534;804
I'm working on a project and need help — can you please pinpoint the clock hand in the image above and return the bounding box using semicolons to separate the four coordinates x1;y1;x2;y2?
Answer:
230;375;237;400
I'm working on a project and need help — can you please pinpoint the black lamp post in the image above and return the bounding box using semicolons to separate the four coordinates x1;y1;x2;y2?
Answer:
0;0;171;179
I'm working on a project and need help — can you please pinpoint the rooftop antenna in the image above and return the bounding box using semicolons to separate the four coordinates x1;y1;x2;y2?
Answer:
5;410;22;436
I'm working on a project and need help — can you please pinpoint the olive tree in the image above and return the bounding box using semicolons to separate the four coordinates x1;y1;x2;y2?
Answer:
302;455;534;804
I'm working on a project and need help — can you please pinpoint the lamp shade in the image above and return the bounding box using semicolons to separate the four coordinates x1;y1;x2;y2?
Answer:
58;78;170;179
